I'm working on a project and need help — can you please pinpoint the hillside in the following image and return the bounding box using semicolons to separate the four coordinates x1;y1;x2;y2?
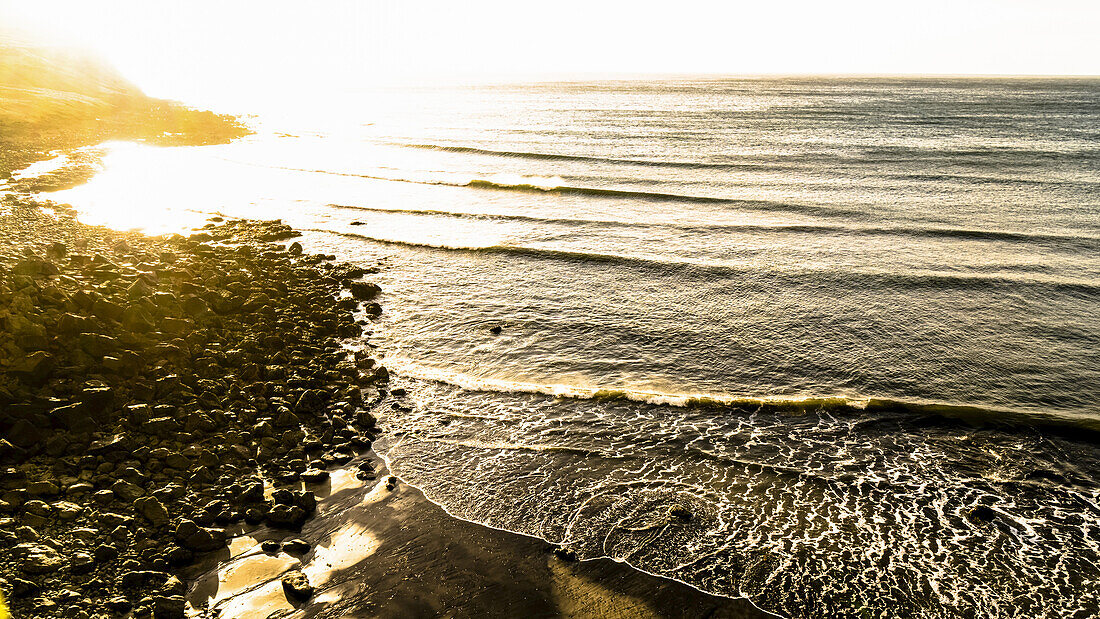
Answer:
0;37;249;176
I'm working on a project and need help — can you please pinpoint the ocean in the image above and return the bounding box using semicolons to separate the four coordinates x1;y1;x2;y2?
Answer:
33;77;1100;618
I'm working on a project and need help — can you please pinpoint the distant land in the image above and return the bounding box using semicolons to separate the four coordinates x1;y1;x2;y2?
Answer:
0;33;248;177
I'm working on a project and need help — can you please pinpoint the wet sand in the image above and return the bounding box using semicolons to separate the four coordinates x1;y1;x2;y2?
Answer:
185;453;774;618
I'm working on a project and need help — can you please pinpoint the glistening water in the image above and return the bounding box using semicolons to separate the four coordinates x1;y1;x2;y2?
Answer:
34;78;1100;618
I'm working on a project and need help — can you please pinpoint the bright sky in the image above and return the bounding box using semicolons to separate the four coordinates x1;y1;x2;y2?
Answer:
1;0;1097;110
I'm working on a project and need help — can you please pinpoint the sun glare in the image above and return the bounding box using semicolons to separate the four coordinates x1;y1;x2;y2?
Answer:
1;0;1097;111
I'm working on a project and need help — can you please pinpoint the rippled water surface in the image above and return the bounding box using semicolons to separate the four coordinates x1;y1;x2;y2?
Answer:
34;78;1100;618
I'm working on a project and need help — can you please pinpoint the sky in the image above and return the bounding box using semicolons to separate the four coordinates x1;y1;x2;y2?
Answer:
1;0;1097;109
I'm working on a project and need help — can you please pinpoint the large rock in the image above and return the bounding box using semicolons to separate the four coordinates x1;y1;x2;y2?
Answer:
348;282;381;301
48;404;98;434
111;480;145;501
265;504;307;528
295;390;324;414
14;543;64;574
12;258;58;278
141;417;181;437
26;481;59;497
281;570;313;601
9;351;54;384
174;520;225;552
78;333;119;357
134;496;169;527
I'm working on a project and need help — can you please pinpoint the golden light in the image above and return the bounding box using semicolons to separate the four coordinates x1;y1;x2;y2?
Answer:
1;0;1096;113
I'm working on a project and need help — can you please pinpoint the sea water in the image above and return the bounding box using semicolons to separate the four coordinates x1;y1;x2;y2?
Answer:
40;77;1100;618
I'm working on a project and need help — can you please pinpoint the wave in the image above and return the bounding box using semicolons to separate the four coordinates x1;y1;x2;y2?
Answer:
326;203;1100;252
395;142;780;171
387;359;1100;437
218;156;865;219
397;143;1100;188
304;228;1100;296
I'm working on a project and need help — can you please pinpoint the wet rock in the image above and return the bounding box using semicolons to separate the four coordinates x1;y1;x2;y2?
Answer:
152;594;185;616
348;281;381;301
163;546;193;568
553;546;578;562
355;410;377;429
300;468;328;483
265;504;307;528
966;505;997;524
669;506;693;523
174;520;225;552
260;540;281;553
281;570;313;601
282;538;310;554
489;325;503;334
288;241;303;256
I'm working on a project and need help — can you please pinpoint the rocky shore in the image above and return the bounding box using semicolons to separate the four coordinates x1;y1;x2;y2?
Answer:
0;194;390;617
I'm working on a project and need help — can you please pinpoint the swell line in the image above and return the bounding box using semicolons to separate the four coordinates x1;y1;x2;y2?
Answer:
386;359;1100;436
303;227;1100;295
216;156;865;219
394;142;779;171
326;203;1100;252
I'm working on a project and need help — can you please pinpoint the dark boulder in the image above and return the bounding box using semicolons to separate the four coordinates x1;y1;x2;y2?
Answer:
281;570;313;601
348;282;381;301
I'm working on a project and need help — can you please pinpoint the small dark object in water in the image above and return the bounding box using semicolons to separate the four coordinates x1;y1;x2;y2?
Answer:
966;505;997;524
1025;469;1068;485
386;475;398;491
288;241;303;256
209;216;224;222
391;387;407;397
489;325;503;335
669;506;693;523
553;546;578;562
350;220;365;225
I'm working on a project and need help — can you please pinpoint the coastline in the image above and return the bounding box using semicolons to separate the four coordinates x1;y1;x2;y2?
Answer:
1;141;774;618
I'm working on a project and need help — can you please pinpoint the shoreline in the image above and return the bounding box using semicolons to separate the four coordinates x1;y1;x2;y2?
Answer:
0;148;775;618
185;448;772;618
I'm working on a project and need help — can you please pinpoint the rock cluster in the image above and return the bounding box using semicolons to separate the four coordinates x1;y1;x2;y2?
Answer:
0;198;390;618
